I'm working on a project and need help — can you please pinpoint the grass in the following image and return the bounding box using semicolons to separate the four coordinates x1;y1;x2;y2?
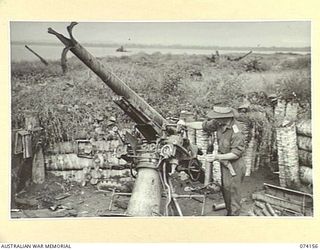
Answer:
11;51;311;147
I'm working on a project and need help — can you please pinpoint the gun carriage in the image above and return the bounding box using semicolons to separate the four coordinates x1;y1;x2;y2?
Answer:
48;22;204;216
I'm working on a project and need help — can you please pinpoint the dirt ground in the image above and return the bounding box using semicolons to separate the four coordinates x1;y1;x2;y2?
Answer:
11;166;279;218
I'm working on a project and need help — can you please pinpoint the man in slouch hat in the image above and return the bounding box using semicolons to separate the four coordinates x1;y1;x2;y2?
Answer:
187;106;246;216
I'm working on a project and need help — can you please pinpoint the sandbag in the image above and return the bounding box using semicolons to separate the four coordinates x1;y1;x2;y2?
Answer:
243;126;257;176
297;136;312;152
188;128;196;145
285;101;299;121
296;119;312;137
45;153;93;170
47;141;78;154
49;169;131;183
298;149;312;166
274;99;286;121
196;129;210;154
299;166;312;185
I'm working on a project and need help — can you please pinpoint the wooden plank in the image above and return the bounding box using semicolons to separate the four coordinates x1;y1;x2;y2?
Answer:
253;207;264;216
252;193;304;214
22;209;78;218
254;201;272;216
265;203;278;216
264;183;313;206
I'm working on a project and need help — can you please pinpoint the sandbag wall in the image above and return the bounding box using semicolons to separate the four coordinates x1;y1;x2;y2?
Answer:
44;139;129;185
273;99;300;165
274;97;312;192
276;119;312;192
296;119;312;187
242;125;257;176
237;106;273;176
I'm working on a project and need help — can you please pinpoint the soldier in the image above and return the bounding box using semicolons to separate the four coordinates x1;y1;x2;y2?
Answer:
92;114;105;141
236;102;253;148
104;116;117;141
187;106;246;216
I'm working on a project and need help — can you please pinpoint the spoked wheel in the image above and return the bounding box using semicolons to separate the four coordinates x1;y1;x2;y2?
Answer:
187;158;202;181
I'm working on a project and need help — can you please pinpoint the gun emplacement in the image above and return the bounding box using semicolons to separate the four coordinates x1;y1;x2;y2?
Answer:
48;22;203;216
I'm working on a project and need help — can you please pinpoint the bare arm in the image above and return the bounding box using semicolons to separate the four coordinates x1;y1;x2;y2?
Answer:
206;152;239;162
186;119;219;131
216;152;239;161
185;121;203;130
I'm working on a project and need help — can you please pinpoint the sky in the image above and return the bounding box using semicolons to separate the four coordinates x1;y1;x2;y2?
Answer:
10;21;310;47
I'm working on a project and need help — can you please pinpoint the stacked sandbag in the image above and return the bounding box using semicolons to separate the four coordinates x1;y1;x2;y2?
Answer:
298;150;312;166
46;141;78;154
257;106;274;169
285;101;299;122
296;119;312;137
195;127;221;188
237;115;254;176
50;168;132;185
273;99;294;169
45;153;92;170
45;135;128;184
188;128;196;145
274;99;299;122
296;119;312;186
239;106;272;176
179;111;196;144
300;166;312;185
243;126;257;176
196;129;210;155
276;121;301;189
236;117;252;146
274;99;286;120
212;161;222;186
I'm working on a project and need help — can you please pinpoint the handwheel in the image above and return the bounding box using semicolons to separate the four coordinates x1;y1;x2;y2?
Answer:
187;158;201;181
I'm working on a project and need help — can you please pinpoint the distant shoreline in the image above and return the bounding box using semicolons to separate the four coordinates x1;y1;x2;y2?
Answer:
11;41;311;52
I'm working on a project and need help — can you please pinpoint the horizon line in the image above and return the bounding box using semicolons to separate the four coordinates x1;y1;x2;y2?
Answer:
11;40;311;51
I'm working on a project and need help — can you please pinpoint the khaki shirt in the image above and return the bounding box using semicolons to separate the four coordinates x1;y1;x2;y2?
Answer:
202;119;246;170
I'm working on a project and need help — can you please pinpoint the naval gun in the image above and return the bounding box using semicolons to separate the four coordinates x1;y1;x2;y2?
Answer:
48;22;203;216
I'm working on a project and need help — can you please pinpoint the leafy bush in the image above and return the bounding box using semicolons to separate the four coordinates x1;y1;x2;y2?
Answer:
280;55;311;70
275;70;311;104
161;68;183;95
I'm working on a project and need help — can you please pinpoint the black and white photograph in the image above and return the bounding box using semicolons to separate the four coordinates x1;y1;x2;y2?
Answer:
10;21;312;218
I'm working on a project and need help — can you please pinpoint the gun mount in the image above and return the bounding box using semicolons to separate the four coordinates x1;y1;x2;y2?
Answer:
48;22;203;216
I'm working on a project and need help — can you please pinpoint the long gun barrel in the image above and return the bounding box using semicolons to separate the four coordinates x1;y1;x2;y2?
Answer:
48;22;168;141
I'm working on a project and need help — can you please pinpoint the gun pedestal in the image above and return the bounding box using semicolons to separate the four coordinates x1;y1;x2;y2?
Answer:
126;151;161;216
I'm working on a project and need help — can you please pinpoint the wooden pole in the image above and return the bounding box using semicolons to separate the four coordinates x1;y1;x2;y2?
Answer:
25;45;49;66
204;161;212;186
